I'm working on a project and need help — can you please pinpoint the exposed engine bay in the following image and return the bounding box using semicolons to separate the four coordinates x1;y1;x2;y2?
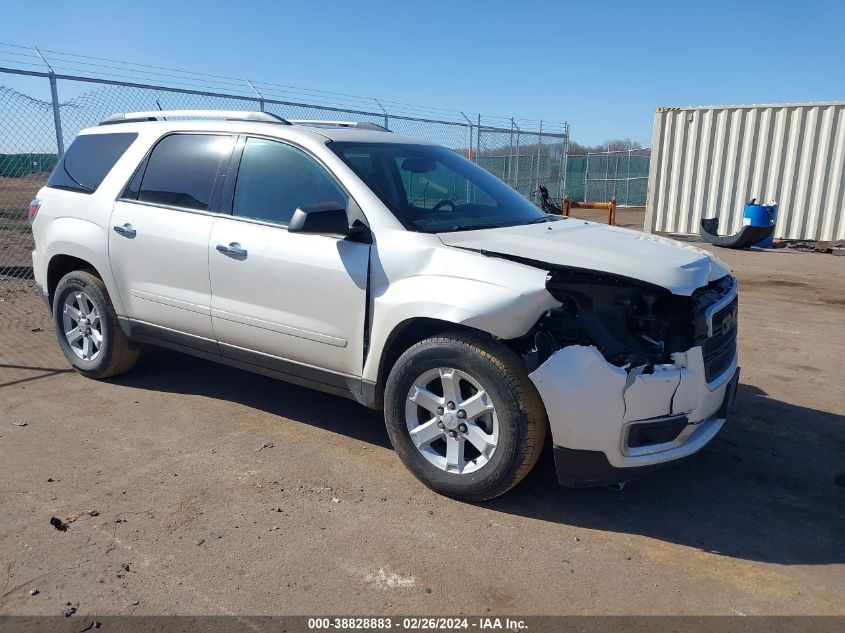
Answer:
512;265;736;375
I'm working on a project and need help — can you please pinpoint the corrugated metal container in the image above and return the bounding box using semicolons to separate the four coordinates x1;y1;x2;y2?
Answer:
645;101;845;241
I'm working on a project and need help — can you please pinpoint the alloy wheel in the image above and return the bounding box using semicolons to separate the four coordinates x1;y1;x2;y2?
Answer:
61;290;103;361
404;367;499;474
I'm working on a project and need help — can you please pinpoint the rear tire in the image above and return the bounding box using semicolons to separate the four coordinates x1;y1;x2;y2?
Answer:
384;332;547;501
52;270;139;379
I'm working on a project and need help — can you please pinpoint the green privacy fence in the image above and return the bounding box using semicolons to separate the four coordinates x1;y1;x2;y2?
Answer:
563;151;650;207
0;153;58;178
477;149;651;207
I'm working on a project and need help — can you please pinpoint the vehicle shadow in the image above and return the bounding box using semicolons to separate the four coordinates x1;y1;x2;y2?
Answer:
114;351;844;565
488;383;845;566
114;347;391;449
0;266;35;279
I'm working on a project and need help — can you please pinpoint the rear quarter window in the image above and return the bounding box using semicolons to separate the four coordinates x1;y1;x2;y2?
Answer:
46;132;138;194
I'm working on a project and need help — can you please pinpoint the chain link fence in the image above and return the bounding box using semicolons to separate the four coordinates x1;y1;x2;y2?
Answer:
563;148;650;207
0;68;568;292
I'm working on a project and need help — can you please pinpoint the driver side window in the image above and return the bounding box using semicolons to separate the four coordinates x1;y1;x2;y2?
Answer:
233;138;347;226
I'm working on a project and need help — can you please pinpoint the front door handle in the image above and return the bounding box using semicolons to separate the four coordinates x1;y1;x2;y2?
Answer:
113;223;136;238
216;242;248;259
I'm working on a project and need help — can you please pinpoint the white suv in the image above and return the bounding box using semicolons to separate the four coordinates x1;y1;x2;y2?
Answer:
30;110;739;500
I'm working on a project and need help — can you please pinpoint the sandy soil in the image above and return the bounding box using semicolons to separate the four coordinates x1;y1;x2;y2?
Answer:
0;239;843;617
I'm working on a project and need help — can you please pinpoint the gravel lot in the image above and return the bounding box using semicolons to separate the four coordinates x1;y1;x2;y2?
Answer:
0;237;843;617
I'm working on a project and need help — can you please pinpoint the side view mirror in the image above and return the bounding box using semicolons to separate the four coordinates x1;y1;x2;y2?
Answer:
288;202;362;237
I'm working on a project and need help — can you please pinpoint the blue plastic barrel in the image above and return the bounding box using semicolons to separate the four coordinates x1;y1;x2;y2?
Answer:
743;202;778;248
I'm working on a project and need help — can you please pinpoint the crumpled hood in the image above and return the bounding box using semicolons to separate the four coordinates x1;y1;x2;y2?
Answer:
437;219;730;296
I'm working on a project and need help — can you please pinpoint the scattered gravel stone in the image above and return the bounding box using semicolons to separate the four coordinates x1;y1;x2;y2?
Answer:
63;604;77;617
129;596;140;606
120;563;130;572
29;588;39;596
256;441;274;451
195;537;205;546
31;327;43;332
209;531;222;540
87;509;99;517
425;587;432;594
11;421;27;427
331;497;340;503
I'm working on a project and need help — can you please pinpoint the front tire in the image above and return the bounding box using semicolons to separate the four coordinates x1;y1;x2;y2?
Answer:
384;332;547;501
52;270;139;379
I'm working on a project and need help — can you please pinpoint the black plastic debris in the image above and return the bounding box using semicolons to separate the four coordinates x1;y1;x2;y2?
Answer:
50;516;69;532
699;217;775;249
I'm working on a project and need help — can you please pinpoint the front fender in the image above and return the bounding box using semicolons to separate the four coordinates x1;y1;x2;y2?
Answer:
363;232;559;382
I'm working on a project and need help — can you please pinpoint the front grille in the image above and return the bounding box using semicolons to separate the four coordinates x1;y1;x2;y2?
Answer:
691;274;735;313
702;294;738;382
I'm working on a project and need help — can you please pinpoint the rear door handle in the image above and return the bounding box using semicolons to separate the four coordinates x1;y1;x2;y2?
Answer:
216;242;248;259
113;223;136;238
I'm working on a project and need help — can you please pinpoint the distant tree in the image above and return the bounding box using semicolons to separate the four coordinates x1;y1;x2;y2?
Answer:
568;138;646;154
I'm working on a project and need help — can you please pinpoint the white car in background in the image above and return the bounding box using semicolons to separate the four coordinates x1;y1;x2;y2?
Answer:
29;110;739;500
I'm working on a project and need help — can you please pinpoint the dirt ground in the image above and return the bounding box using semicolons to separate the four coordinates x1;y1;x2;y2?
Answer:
0;175;45;275
0;235;843;617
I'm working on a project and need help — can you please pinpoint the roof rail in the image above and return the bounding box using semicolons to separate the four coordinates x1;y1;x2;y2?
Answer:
288;119;391;132
99;110;291;125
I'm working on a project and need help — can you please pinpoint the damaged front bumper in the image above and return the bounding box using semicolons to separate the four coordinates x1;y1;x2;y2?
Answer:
529;344;739;487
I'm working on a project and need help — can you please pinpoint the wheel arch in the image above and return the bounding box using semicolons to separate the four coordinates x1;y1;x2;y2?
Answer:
369;317;490;410
47;254;102;305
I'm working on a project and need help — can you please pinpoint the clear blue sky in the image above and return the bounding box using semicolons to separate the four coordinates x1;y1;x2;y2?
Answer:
3;0;844;145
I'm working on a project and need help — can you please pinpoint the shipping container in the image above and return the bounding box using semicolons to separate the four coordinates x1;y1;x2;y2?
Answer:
645;102;845;242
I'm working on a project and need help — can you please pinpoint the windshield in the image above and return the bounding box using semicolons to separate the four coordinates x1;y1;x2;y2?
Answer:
328;142;547;232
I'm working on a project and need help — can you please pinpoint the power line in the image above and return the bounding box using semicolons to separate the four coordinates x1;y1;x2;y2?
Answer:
0;40;568;129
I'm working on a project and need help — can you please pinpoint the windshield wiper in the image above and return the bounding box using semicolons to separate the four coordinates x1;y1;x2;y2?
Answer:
435;222;516;233
62;161;94;194
526;216;553;224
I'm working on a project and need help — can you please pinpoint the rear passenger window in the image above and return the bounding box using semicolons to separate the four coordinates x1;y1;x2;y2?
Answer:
233;138;347;225
47;132;137;194
138;134;234;211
